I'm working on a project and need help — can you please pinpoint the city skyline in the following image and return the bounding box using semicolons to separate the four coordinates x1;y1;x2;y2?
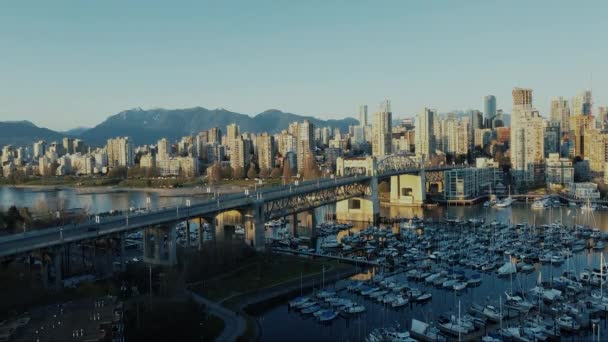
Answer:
2;1;608;130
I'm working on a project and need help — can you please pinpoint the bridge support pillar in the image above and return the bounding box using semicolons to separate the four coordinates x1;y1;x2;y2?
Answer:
40;252;49;289
244;203;265;251
198;217;204;251
389;174;426;206
52;248;63;290
143;225;177;266
119;232;126;272
185;220;191;248
290;213;298;237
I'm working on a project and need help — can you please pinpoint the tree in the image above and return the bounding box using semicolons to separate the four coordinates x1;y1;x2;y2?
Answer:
220;164;233;179
108;166;128;179
302;154;321;180
208;163;221;183
282;159;294;180
232;166;245;179
269;167;281;179
247;164;258;180
259;167;270;179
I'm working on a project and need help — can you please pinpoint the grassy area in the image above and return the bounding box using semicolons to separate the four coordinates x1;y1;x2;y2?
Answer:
191;255;346;302
124;297;223;342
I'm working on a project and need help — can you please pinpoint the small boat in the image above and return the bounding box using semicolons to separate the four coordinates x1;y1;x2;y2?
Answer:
391;295;409;308
482;305;504;322
344;305;366;314
288;296;310;308
410;319;447;342
556;315;580;331
301;305;321;314
416;292;432;302
318;310;338;322
453;282;467;291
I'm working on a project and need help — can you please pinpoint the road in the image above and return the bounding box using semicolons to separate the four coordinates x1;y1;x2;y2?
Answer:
188;290;246;342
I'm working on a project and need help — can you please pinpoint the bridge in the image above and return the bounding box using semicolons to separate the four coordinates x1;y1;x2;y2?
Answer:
0;154;464;288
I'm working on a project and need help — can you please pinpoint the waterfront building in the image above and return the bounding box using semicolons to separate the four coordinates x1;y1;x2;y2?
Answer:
444;167;496;201
568;182;600;200
545;153;574;189
372;100;392;157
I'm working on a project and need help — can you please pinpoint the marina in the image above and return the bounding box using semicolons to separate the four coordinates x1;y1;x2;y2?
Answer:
255;202;608;341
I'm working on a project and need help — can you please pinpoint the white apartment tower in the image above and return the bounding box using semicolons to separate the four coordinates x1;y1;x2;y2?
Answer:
510;88;545;186
415;107;436;159
106;137;134;168
359;105;368;126
372;100;392;157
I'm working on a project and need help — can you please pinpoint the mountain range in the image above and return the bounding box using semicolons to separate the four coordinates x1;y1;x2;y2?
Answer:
0;108;359;147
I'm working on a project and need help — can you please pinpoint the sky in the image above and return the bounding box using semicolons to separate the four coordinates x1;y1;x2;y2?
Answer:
1;1;607;130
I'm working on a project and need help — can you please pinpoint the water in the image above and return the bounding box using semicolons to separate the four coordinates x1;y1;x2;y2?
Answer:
0;186;198;213
257;203;608;342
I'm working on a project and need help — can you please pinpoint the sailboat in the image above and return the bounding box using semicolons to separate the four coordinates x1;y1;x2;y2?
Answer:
483;182;497;207
493;186;514;208
581;198;596;211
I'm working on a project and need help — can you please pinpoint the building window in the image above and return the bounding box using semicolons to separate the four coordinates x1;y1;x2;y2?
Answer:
349;199;361;210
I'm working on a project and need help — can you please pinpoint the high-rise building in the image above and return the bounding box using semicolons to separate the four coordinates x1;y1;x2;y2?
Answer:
106;137;134;168
415;107;435;159
550;97;570;133
359;105;368;126
297;120;315;173
208;127;222;144
569;114;594;157
63;137;74;155
33;140;46;159
157;138;171;161
512;88;533;106
598;106;608;128
571;90;592;116
226;123;240;140
483;95;496;123
372;100;392;157
510;88;544;186
257;133;275;171
229;137;251;170
583;129;608;173
544;121;561;157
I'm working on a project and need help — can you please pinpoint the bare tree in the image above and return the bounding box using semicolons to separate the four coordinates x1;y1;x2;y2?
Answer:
282;159;294;180
232;166;245;179
246;164;258;180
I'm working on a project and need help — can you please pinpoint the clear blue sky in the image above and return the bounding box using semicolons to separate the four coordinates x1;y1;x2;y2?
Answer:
1;1;607;130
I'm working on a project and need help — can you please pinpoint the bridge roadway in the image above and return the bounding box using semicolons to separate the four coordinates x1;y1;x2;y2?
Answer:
0;175;372;258
0;164;462;259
